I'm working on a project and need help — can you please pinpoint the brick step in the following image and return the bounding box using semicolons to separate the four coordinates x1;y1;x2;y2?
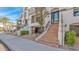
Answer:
39;39;58;44
42;34;58;37
43;34;58;37
38;23;59;48
41;36;58;39
39;38;58;42
41;37;58;41
38;40;59;48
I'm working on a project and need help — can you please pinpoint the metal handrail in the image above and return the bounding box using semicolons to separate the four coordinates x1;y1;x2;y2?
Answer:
35;20;51;41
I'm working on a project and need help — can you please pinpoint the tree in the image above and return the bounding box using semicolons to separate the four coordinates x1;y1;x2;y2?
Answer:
0;17;10;32
7;21;14;31
35;7;48;33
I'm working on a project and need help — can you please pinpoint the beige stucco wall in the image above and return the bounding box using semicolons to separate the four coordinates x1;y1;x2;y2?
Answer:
62;8;79;31
60;8;79;45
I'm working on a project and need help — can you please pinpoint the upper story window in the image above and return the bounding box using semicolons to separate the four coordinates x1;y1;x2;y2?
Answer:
51;11;59;20
74;7;79;16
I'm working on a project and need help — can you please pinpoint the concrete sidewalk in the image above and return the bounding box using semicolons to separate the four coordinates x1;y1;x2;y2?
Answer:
0;33;65;51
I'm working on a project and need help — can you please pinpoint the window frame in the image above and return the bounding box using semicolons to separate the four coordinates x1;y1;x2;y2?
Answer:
73;7;79;16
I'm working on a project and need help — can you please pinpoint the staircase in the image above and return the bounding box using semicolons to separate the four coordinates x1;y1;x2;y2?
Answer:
38;23;59;48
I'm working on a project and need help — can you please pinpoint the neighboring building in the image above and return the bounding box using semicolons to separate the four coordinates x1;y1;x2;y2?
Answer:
0;22;3;27
17;7;79;48
17;7;29;30
0;22;10;32
0;22;4;32
10;24;17;31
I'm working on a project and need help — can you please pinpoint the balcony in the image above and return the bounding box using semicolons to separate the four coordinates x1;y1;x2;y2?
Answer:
29;8;36;15
30;22;39;27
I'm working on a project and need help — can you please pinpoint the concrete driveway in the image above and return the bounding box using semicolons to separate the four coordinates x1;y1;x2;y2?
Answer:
0;32;65;51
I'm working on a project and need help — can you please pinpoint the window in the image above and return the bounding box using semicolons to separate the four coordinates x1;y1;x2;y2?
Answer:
74;7;79;16
51;11;59;20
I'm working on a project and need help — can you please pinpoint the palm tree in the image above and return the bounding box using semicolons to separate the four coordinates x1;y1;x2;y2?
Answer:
0;17;10;32
7;21;14;31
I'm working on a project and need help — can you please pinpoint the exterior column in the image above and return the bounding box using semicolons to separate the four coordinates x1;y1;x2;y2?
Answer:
58;12;64;46
61;13;64;46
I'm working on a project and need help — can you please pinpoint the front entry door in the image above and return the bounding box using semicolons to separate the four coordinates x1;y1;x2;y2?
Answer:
51;11;59;23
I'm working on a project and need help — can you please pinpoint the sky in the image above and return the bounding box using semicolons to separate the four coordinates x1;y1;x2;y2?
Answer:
0;7;23;23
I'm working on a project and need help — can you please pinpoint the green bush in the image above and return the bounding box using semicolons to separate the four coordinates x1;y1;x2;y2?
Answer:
65;31;76;46
10;30;14;32
0;27;3;32
20;30;29;36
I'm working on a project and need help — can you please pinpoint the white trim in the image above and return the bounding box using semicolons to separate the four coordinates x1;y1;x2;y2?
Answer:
58;14;63;45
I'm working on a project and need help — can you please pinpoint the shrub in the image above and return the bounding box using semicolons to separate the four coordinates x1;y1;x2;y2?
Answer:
65;31;76;46
10;30;14;32
65;31;69;42
0;27;3;32
20;30;29;36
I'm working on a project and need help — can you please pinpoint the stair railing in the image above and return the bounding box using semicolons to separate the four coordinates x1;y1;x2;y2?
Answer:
35;19;51;41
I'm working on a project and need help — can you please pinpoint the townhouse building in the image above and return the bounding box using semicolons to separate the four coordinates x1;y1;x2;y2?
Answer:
18;7;79;48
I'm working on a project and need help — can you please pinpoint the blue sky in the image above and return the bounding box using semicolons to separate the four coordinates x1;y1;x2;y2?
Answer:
0;7;23;23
